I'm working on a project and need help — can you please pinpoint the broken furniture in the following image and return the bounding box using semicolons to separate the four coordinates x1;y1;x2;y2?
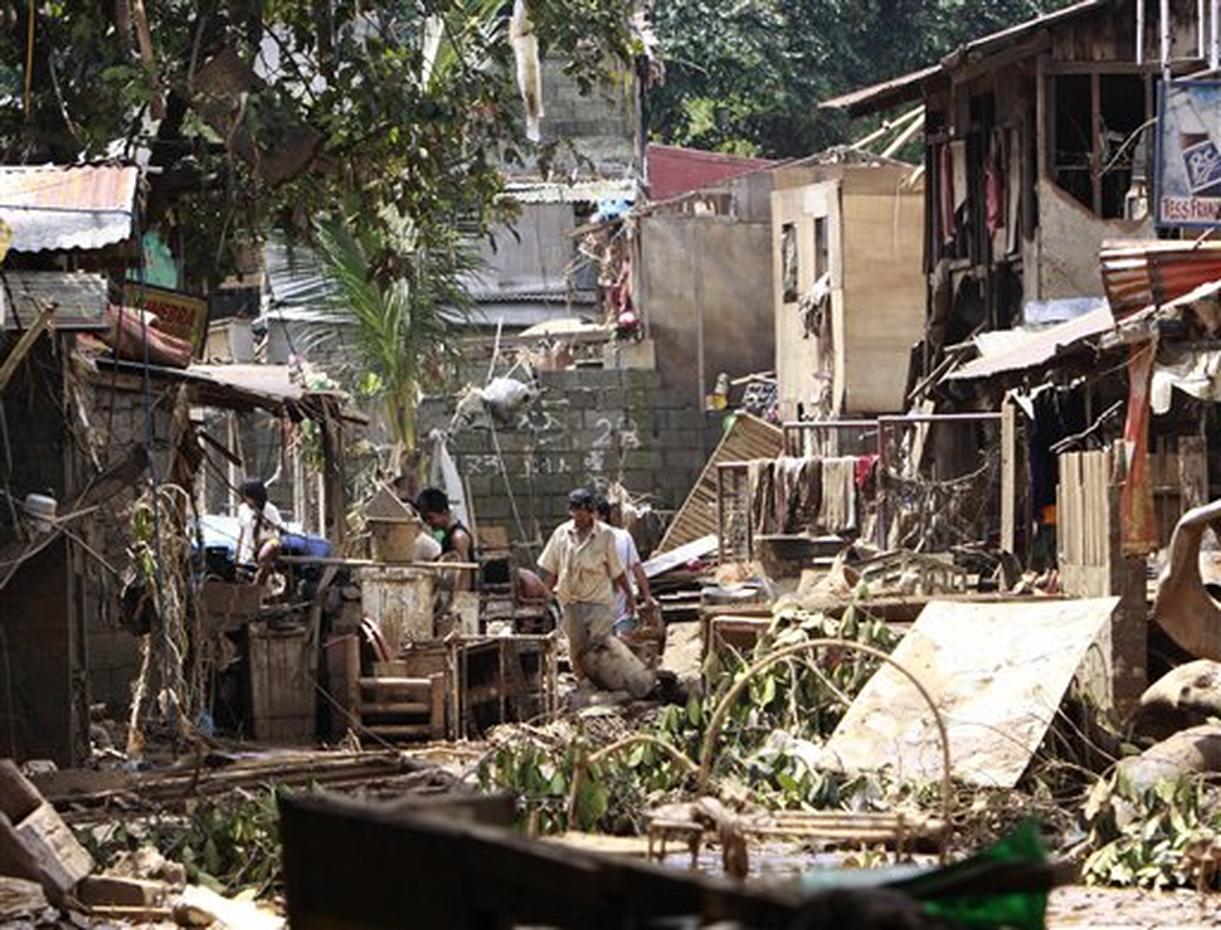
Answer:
339;634;559;742
360;565;436;653
645;806;946;867
1153;498;1221;662
457;635;558;739
854;550;969;595
357;664;448;743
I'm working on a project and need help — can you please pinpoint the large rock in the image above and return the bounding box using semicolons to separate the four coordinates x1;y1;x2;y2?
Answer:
1117;724;1221;793
1134;660;1221;740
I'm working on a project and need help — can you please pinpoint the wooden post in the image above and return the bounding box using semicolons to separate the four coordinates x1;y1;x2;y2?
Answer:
1001;396;1017;556
428;673;445;740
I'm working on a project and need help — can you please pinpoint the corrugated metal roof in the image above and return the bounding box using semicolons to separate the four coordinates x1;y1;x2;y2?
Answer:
946;305;1115;381
0;165;139;252
820;0;1105;116
1;271;109;331
656;413;784;554
1101;240;1221;318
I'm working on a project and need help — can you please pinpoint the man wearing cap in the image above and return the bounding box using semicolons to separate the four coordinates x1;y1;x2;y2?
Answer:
537;488;655;698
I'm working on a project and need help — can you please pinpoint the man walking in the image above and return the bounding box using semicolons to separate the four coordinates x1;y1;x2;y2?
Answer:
537;488;655;698
594;494;654;636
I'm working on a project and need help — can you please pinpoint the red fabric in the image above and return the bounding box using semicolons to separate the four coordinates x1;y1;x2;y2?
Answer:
1121;339;1158;555
854;453;880;491
938;143;956;246
985;135;1005;235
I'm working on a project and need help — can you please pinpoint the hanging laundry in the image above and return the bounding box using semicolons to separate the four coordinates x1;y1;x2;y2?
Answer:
510;0;544;142
774;456;821;534
819;456;858;533
854;453;880;494
950;140;968;213
938;143;956;247
985;132;1005;236
748;459;776;535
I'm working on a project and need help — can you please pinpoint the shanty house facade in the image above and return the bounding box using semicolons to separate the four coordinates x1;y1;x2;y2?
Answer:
822;0;1206;362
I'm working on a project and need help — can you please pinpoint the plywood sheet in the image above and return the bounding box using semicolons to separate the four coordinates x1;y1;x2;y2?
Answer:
656;414;783;554
821;597;1118;788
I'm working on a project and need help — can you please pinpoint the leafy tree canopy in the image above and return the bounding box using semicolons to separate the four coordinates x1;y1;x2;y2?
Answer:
650;0;1076;158
0;1;637;286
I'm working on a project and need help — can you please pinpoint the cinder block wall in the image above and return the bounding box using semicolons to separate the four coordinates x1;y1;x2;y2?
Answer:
419;369;718;562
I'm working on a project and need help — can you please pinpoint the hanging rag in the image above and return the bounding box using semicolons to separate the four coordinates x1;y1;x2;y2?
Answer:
854;453;880;493
938;143;956;246
985;132;1005;236
1121;339;1158;555
510;0;544;142
774;456;821;534
429;430;472;531
950;140;968;213
819;457;857;533
748;459;776;535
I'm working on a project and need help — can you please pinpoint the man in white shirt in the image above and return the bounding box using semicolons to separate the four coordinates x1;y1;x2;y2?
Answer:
595;494;654;636
236;479;284;585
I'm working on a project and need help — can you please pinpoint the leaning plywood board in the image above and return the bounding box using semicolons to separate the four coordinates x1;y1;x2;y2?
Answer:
821;597;1119;788
656;414;783;554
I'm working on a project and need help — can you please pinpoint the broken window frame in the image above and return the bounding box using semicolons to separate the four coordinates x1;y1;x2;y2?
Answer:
781;222;798;304
1046;64;1158;220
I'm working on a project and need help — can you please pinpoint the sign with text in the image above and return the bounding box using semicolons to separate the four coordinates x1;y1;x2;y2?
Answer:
122;282;208;354
1158;81;1221;227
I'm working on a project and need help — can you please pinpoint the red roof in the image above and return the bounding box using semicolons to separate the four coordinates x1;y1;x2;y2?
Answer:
646;144;776;202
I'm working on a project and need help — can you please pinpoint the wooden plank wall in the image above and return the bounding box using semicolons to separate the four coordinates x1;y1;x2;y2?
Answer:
1056;446;1147;714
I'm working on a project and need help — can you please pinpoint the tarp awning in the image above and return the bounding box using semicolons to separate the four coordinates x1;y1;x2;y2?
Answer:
93;358;366;424
945;305;1115;381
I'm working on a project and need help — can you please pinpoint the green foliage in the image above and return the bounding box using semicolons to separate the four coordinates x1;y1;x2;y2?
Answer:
1082;773;1221;889
78;787;284;897
650;0;1078;157
312;211;478;456
479;603;902;835
0;2;631;287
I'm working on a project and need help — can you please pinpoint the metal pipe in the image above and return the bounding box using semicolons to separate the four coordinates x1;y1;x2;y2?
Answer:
1212;0;1219;71
1162;0;1173;78
1137;0;1145;65
1200;0;1208;60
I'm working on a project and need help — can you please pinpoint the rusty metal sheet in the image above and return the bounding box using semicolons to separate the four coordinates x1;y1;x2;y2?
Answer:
0;165;138;253
1101;240;1221;318
656;414;783;554
821;597;1119;788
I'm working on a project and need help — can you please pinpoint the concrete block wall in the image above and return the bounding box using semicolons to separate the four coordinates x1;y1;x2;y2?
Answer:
420;368;716;561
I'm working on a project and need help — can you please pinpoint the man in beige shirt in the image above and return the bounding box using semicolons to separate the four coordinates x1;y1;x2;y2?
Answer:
538;488;654;697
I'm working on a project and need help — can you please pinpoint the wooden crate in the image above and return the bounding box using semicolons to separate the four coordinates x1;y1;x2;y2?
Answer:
247;623;316;744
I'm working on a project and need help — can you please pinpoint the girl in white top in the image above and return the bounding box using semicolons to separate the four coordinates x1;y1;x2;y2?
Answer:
236;479;284;586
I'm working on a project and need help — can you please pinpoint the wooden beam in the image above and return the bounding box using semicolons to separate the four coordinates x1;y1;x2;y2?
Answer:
0;304;54;394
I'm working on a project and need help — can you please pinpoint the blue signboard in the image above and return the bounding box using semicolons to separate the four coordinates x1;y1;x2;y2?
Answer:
1157;80;1221;227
